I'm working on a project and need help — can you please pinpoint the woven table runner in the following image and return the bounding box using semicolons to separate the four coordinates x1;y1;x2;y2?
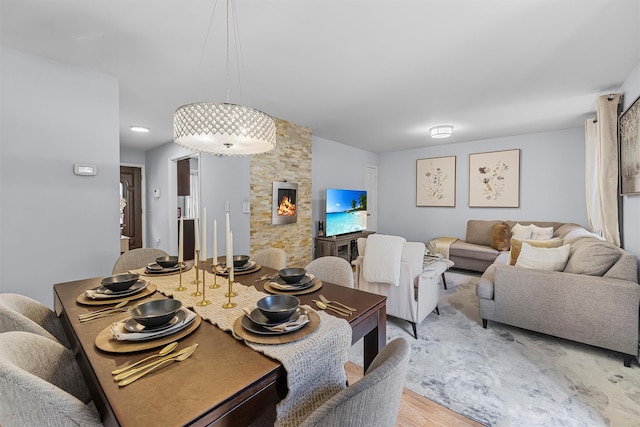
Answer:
133;268;352;426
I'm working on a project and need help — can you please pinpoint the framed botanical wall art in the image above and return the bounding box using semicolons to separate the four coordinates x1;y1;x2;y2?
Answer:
416;156;456;207
469;149;520;207
619;94;640;195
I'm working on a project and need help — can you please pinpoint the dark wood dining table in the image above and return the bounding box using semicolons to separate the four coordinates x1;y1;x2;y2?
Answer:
53;263;386;426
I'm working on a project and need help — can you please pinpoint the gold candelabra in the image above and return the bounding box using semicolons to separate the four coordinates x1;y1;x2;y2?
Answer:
210;262;221;289
191;249;202;285
196;258;210;306
222;267;236;308
175;262;186;291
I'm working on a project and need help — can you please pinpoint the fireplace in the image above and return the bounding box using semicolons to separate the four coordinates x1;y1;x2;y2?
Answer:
272;182;298;225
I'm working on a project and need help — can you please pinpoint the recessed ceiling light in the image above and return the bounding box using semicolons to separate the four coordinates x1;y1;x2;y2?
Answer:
430;125;453;138
130;125;150;133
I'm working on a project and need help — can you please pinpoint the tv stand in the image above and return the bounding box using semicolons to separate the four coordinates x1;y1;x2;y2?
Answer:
314;231;375;263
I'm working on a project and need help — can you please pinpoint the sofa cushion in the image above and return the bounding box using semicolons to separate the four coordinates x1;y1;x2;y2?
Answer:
508;238;563;265
554;223;583;239
563;227;605;245
530;225;554;240
449;240;500;262
490;222;510;251
515;242;571;271
465;220;502;246
563;238;622;276
510;223;532;240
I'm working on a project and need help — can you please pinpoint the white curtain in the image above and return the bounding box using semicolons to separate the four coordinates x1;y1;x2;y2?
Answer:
585;93;621;246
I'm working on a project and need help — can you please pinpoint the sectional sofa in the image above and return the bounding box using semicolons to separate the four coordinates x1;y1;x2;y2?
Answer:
438;220;640;366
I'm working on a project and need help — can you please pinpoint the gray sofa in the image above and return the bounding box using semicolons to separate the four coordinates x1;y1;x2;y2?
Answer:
475;221;640;366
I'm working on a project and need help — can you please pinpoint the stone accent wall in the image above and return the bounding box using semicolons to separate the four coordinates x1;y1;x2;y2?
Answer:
249;118;313;268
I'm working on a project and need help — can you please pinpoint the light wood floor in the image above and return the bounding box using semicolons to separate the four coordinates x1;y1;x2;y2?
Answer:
345;362;484;427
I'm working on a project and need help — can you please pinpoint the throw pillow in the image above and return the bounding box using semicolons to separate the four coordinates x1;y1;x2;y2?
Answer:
508;237;563;265
530;224;554;240
516;242;571;271
511;223;532;240
563;238;622;276
490;222;511;251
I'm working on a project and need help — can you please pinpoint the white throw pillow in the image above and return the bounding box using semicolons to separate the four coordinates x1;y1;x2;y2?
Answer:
511;223;532;240
530;225;554;240
515;242;570;271
563;227;606;245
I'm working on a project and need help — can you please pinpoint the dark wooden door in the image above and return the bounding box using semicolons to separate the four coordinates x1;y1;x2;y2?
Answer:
120;166;143;250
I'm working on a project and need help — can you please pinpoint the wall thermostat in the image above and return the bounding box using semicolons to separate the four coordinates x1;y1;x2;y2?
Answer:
73;164;97;176
153;189;161;198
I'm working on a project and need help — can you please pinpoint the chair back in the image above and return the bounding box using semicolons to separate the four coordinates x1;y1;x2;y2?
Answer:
299;337;410;427
0;333;101;426
305;256;354;288
252;248;287;270
0;293;69;347
112;248;169;274
0;304;63;344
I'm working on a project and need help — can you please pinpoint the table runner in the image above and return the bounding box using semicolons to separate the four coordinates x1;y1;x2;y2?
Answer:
132;268;352;426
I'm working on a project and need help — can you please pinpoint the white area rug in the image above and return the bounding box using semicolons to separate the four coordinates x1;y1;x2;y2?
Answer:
348;271;640;426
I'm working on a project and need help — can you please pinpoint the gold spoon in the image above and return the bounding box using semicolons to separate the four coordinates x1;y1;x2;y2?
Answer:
313;300;351;316
118;344;198;387
319;294;356;313
111;342;178;376
78;300;129;319
113;343;197;381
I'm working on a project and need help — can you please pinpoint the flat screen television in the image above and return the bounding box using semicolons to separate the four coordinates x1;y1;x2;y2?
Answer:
325;188;367;237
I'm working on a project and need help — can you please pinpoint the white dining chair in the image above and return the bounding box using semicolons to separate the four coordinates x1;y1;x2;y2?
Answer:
0;331;102;427
252;247;287;270
305;256;354;288
112;247;169;274
0;293;70;347
299;337;410;427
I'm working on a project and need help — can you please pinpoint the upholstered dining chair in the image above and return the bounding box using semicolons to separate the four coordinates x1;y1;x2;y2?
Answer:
0;331;102;427
305;256;354;288
299;337;410;427
251;247;287;270
0;293;70;347
353;235;443;339
0;303;69;347
112;247;169;274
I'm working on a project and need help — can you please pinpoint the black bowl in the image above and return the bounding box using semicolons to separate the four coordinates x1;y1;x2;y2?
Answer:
156;256;179;268
233;255;250;268
130;299;182;328
278;267;307;284
256;295;300;323
100;273;140;292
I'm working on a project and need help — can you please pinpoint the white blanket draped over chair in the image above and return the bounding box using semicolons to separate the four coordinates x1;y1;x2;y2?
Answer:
354;234;445;338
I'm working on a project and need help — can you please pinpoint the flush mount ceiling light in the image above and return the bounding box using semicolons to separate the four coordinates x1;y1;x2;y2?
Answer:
130;125;149;133
173;0;276;156
430;125;454;139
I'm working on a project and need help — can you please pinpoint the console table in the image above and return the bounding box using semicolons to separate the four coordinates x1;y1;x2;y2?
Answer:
314;231;374;262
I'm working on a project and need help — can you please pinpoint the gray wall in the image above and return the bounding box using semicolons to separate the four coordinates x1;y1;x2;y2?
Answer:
0;47;120;306
376;128;588;243
121;147;146;165
145;143;252;257
311;136;378;236
620;62;640;263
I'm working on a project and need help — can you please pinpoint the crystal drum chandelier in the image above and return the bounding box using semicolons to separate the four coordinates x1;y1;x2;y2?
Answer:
174;103;276;155
173;0;276;156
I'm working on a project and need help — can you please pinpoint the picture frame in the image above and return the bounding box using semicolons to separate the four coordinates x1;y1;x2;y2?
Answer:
469;149;520;207
619;94;640;195
416;156;456;207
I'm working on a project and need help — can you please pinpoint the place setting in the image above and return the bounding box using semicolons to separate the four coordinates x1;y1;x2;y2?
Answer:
77;272;157;306
95;298;201;353
263;267;322;295
233;295;320;345
142;255;193;276
214;255;261;276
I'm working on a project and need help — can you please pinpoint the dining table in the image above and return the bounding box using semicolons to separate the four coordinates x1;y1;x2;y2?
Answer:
53;260;387;426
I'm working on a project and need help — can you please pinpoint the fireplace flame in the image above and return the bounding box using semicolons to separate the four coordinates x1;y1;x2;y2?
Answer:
277;196;296;216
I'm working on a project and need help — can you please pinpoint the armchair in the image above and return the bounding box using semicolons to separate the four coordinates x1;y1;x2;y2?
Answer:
353;236;444;338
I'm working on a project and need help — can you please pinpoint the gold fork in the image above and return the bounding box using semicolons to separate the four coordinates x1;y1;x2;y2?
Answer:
118;344;198;386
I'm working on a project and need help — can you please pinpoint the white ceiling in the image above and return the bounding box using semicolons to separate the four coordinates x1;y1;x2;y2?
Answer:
1;0;639;153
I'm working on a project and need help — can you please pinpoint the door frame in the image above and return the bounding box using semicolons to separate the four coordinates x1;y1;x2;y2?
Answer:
168;153;201;258
120;162;146;248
